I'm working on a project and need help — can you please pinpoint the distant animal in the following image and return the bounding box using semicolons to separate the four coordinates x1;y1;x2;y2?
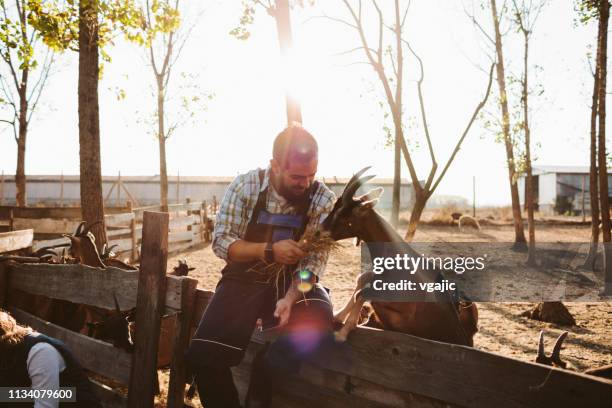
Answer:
536;331;612;380
171;259;195;276
450;212;463;224
321;167;479;346
458;215;481;231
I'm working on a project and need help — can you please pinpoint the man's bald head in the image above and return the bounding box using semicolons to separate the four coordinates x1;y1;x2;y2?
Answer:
270;125;319;203
273;125;318;169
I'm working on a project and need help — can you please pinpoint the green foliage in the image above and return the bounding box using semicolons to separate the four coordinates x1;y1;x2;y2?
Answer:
26;0;165;53
575;0;599;25
229;0;313;41
0;0;38;72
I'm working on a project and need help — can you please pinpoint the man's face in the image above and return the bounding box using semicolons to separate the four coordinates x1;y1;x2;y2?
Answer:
271;158;318;203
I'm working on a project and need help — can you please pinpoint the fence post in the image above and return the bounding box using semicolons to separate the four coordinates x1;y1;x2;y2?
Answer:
200;201;206;241
127;211;168;408
166;277;197;408
127;201;137;262
8;209;13;232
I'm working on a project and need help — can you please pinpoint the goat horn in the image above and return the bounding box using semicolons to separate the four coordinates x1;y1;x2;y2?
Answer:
537;331;545;360
74;221;86;236
343;167;371;196
82;220;103;236
343;174;376;205
551;331;568;363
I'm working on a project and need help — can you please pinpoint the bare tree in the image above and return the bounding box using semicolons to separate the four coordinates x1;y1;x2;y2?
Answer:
0;0;54;207
332;0;494;241
595;0;612;292
579;0;601;269
512;0;546;265
134;0;207;211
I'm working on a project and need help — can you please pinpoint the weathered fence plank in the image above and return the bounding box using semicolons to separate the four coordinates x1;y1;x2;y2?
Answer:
0;229;33;253
249;327;612;408
166;277;198;408
8;263;185;311
13;218;79;234
127;211;168;408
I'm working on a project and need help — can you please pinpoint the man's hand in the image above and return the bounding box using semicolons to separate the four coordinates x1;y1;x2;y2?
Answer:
274;297;293;326
272;239;306;265
273;278;303;326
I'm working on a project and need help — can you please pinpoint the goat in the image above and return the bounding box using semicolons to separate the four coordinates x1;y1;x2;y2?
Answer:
458;214;481;231
100;243;138;271
536;331;612;380
64;221;106;268
321;167;479;346
86;294;162;395
87;293;134;352
171;259;195;276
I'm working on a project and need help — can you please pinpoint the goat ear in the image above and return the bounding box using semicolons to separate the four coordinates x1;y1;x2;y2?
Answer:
356;187;383;203
188;267;196;271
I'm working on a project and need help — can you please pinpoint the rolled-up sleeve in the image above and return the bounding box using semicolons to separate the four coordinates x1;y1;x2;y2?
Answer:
297;187;336;278
212;174;252;261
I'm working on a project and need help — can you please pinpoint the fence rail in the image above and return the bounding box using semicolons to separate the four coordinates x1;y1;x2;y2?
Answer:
1;199;216;262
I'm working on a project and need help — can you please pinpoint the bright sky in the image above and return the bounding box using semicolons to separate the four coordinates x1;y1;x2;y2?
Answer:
0;1;599;206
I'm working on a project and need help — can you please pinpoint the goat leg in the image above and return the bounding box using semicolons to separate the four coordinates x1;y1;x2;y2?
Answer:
333;272;373;324
334;289;367;343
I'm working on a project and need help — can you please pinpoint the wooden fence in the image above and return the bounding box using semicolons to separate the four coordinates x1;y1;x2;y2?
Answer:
0;199;216;262
1;226;611;407
0;212;199;408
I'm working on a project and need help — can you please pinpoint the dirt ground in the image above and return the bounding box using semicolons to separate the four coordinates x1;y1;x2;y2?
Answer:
161;222;611;406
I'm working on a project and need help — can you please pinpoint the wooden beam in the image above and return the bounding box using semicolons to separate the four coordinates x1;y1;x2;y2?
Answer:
166;277;198;408
105;212;135;228
13;218;79;234
10;307;132;385
248;327;612;408
127;211;168;408
8;263;186;311
9;263;138;310
0;229;33;253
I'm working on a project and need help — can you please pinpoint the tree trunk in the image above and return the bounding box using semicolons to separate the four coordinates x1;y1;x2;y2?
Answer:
585;41;601;270
157;77;169;212
15;93;27;207
522;32;536;265
598;0;610;244
274;0;302;125
78;0;107;250
15;2;29;208
405;190;428;242
391;128;401;228
490;0;527;248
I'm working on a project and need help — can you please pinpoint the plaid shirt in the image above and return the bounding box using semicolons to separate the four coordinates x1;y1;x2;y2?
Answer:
212;166;336;277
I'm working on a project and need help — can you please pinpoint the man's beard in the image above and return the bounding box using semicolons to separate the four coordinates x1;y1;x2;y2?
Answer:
275;178;310;206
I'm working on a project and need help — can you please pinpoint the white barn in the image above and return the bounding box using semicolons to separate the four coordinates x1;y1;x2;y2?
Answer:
517;165;612;215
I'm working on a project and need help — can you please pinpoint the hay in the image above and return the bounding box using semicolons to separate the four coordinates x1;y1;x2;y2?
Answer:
246;229;340;292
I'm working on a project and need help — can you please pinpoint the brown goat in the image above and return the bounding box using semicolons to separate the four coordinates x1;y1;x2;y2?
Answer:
64;221;106;268
321;168;478;346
